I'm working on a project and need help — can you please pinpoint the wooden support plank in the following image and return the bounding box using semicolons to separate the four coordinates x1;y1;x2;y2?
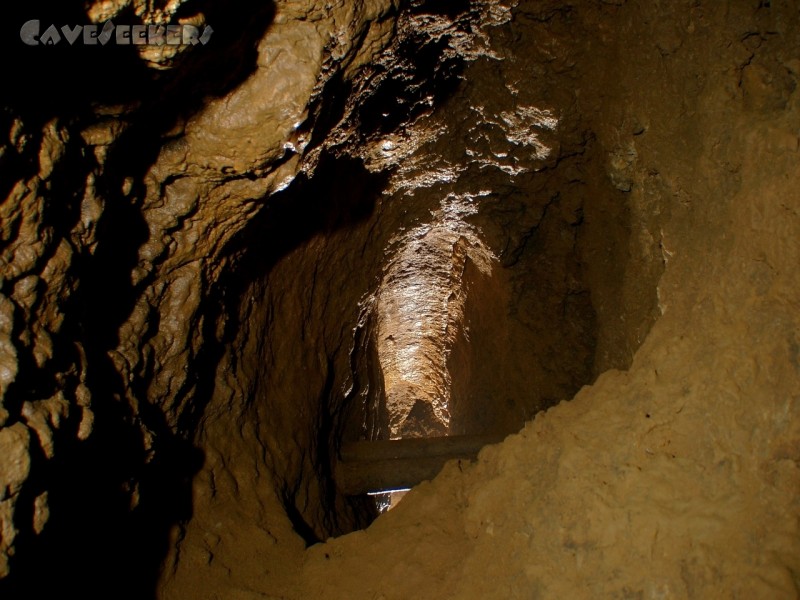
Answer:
340;434;506;462
335;434;506;495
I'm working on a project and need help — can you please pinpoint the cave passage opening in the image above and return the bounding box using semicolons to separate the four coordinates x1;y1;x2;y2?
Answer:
0;2;700;596
193;0;666;546
348;193;499;509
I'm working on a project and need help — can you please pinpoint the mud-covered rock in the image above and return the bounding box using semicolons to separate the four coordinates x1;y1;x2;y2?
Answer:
1;0;798;598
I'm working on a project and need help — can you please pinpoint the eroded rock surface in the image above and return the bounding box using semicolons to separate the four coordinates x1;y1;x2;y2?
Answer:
0;0;798;598
1;0;399;591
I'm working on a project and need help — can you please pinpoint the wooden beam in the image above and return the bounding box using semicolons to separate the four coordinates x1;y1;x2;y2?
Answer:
335;434;506;495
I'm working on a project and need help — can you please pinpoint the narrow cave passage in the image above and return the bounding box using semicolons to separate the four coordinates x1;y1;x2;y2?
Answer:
213;0;665;537
374;193;496;440
14;0;787;597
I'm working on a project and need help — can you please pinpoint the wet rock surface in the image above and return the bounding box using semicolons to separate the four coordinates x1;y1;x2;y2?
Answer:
0;0;798;598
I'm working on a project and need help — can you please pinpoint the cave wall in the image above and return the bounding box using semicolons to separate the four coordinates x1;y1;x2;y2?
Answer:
161;1;800;598
0;0;400;593
296;2;800;598
0;0;798;599
158;5;660;594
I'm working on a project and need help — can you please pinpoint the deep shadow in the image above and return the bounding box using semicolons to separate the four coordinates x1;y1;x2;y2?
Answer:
200;152;388;324
0;0;487;593
0;2;276;599
185;153;388;547
188;0;483;546
0;0;276;126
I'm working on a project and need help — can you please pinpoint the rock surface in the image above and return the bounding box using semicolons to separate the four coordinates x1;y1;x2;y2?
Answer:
0;0;798;598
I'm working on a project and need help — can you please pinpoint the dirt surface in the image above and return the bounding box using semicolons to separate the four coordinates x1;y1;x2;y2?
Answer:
1;0;798;598
293;2;800;598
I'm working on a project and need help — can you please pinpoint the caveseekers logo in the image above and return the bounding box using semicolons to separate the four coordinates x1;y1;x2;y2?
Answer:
20;19;213;46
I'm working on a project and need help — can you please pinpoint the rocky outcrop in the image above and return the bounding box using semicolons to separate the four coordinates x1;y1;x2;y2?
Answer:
1;0;798;598
1;0;399;591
